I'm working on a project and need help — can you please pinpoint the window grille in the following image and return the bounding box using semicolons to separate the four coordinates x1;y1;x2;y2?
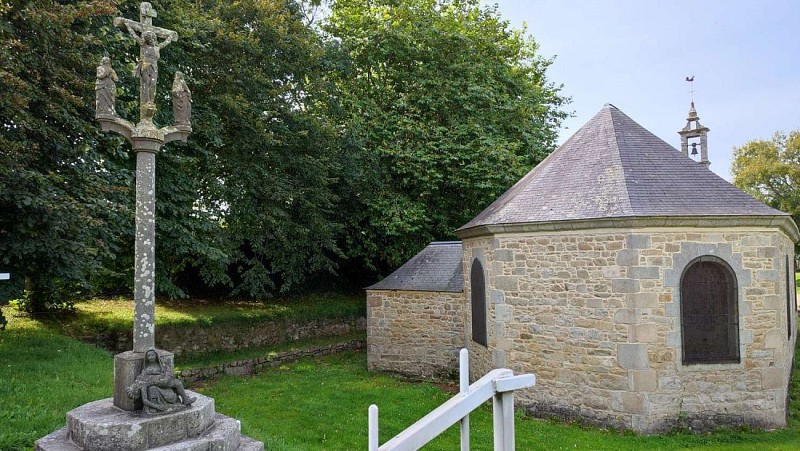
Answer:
681;257;739;364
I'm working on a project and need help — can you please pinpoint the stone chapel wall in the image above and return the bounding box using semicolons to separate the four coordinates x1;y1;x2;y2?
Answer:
463;227;797;433
367;289;465;379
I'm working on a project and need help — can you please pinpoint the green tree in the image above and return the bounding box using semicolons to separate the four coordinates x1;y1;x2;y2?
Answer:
732;130;800;253
147;0;343;297
0;1;128;311
0;0;341;306
324;0;568;275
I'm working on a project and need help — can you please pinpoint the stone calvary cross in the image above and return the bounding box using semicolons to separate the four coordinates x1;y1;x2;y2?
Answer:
97;2;191;356
95;2;192;412
36;4;262;448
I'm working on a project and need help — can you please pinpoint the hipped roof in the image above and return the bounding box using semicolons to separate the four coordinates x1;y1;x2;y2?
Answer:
366;242;463;292
458;104;793;235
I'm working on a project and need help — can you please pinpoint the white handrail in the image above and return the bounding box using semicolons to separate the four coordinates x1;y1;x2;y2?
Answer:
368;348;535;451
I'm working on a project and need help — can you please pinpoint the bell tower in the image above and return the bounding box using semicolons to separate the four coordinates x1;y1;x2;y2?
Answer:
678;77;710;167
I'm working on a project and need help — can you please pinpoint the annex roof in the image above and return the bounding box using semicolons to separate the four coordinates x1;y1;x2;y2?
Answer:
367;242;463;292
458;104;790;234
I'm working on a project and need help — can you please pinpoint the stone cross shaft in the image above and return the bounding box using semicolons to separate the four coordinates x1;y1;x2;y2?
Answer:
97;2;191;353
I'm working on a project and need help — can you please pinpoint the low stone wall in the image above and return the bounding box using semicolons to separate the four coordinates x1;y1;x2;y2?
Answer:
177;339;365;386
367;290;465;380
95;317;366;356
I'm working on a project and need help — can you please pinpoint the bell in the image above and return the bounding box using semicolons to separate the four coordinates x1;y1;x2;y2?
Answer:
690;143;698;156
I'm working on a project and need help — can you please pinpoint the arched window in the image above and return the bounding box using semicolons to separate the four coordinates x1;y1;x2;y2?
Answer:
681;256;739;364
471;259;487;347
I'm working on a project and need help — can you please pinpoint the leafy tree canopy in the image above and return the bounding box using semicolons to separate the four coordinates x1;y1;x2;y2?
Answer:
732;130;800;253
0;0;126;311
0;0;570;307
325;0;568;274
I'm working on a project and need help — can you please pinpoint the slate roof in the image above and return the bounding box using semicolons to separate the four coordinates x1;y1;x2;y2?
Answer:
367;242;463;292
459;104;788;232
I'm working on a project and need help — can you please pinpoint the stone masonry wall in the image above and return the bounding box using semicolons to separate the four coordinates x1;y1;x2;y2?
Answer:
96;317;366;357
463;227;797;433
367;290;465;380
177;339;364;386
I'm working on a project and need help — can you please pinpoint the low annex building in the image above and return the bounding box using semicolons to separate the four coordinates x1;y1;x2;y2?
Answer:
367;241;464;379
366;104;799;433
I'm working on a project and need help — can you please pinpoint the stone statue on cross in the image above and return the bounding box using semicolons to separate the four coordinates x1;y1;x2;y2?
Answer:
114;2;178;113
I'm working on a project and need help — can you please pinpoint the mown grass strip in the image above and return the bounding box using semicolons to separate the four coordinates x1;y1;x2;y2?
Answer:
202;346;800;451
43;293;364;338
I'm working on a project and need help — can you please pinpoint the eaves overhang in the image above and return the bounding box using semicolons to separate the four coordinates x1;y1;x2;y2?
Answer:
455;215;800;244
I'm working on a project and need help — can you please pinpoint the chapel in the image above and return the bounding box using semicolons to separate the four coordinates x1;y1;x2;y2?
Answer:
366;103;799;433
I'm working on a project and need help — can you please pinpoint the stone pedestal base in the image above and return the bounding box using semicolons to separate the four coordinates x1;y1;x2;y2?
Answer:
114;349;174;411
35;392;263;451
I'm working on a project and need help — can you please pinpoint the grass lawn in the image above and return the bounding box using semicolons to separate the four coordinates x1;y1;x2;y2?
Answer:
202;349;800;451
1;301;798;450
44;293;364;339
0;314;112;450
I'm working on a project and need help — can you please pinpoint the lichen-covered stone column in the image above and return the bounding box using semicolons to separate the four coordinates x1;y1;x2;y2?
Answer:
132;140;159;351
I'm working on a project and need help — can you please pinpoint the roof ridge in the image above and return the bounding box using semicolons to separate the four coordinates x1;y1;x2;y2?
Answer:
605;106;635;215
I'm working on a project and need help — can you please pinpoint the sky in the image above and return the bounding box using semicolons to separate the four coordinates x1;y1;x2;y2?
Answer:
485;0;800;181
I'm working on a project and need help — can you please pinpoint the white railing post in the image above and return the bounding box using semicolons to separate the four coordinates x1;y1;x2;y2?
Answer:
369;404;379;451
500;391;514;450
459;348;470;451
492;393;503;450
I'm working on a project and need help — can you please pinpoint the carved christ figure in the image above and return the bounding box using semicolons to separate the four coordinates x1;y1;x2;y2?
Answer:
121;24;177;106
115;3;177;109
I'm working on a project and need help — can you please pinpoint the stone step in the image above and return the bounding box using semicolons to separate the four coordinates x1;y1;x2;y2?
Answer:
34;427;79;451
36;412;262;451
236;436;265;451
36;391;219;451
149;414;242;451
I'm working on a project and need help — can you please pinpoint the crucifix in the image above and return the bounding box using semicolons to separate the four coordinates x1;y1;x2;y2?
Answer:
114;3;177;112
96;2;192;411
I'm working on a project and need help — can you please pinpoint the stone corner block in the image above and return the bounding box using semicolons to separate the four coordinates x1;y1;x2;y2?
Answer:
625;234;650;250
612;278;640;294
494;249;514;262
628;369;658;392
617;343;649;370
764;329;784;349
628;324;658;343
491;289;505;304
496;304;513;322
626;292;658;309
494;276;519;292
761;366;785;390
616;249;639;267
628;266;659;280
